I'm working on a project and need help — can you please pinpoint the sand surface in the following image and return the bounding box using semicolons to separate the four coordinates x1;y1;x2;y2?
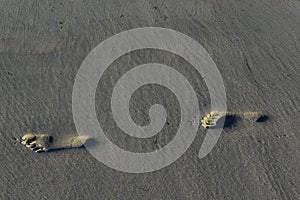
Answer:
1;0;300;199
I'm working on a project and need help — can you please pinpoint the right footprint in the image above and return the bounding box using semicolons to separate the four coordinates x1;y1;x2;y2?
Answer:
201;111;266;129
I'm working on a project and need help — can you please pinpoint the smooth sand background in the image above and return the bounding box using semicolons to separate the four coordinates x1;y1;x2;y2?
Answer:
1;0;300;199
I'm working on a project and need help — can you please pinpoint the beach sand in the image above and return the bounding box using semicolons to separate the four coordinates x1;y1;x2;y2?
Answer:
1;0;300;199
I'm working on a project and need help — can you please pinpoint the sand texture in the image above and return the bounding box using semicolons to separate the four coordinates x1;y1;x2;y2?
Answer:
1;0;300;199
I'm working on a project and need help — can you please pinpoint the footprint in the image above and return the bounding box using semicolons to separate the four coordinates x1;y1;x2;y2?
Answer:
20;133;91;153
201;111;266;129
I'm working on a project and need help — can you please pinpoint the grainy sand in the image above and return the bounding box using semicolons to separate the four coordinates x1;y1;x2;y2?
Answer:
1;0;300;199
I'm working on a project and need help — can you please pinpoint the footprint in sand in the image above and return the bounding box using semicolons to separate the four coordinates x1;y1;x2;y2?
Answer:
20;133;91;153
201;111;267;129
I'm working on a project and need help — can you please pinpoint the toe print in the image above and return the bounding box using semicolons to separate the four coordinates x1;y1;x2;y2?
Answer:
201;112;226;129
21;134;51;152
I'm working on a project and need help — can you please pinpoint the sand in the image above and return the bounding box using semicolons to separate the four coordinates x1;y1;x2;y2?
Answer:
1;0;300;199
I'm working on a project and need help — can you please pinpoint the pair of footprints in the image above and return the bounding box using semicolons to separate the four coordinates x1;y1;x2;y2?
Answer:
20;111;265;153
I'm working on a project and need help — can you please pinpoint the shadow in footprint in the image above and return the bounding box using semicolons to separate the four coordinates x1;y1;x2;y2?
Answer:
218;114;268;129
223;115;239;128
256;115;268;122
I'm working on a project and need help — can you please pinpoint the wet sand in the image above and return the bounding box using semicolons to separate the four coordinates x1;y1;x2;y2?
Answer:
1;0;300;199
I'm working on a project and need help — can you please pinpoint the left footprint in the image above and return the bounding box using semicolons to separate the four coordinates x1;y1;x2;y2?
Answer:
21;133;91;153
